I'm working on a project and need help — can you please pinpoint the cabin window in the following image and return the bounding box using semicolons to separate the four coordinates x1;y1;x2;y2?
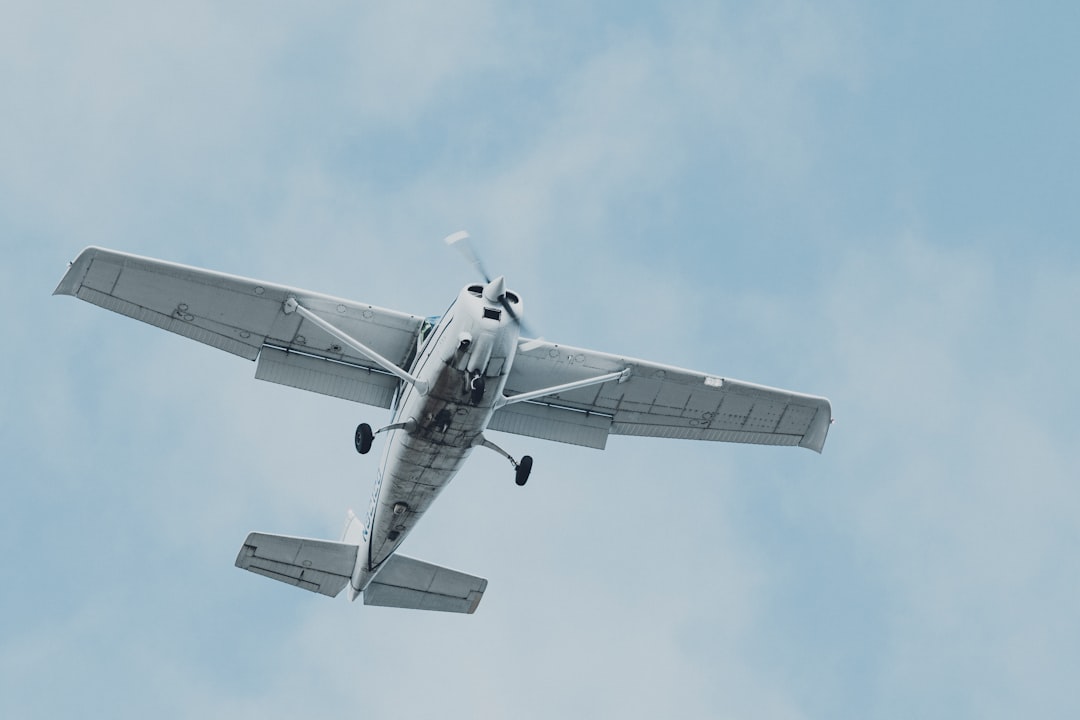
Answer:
420;316;439;344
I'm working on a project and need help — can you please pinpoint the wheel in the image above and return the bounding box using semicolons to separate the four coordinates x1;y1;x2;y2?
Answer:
470;374;486;404
515;455;533;486
355;423;374;454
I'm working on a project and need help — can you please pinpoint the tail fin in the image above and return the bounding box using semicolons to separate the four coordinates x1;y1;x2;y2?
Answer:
364;554;487;614
235;532;358;598
341;508;367;546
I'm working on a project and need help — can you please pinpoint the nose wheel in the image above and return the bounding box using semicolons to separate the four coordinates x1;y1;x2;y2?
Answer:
469;372;486;404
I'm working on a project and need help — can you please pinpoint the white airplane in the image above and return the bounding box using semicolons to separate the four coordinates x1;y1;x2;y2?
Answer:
55;237;832;614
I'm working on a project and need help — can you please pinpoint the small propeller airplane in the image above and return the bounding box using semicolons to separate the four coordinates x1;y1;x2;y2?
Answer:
55;235;832;614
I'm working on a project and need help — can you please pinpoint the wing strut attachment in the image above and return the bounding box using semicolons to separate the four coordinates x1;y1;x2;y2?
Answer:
495;367;631;409
284;297;429;394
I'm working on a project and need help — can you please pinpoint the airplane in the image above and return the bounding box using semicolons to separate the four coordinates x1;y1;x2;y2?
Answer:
54;236;833;614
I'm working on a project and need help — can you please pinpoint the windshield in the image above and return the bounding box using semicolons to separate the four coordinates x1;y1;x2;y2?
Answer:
420;315;440;344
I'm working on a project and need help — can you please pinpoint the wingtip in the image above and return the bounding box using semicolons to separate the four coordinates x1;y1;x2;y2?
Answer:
53;247;101;297
53;263;78;297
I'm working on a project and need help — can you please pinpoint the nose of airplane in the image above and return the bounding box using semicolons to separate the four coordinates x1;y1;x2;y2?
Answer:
483;276;506;303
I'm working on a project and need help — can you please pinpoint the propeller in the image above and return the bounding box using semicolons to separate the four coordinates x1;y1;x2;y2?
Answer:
443;231;541;343
444;230;491;283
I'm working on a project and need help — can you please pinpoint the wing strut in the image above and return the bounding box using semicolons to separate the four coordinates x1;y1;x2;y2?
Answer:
284;297;428;394
494;367;631;409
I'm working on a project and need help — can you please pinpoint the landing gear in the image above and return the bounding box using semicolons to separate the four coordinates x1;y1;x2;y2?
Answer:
476;435;533;487
515;455;533;486
353;418;416;456
355;423;374;454
469;372;486;404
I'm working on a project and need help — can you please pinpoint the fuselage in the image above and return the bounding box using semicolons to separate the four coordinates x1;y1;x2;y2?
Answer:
347;280;521;598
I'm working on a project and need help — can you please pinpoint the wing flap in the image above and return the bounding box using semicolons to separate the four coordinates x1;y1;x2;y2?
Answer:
255;345;399;408
235;532;358;598
364;554;487;614
488;401;612;449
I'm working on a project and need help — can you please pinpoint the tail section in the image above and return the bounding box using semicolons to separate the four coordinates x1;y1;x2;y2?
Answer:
235;523;487;613
340;508;367;546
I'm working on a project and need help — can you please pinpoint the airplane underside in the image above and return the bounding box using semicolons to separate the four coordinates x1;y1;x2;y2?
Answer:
364;319;518;569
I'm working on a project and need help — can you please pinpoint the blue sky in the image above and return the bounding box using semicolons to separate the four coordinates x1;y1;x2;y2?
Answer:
3;2;1078;718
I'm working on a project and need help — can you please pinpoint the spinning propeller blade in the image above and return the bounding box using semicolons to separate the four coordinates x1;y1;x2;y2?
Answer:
443;231;541;342
444;231;491;284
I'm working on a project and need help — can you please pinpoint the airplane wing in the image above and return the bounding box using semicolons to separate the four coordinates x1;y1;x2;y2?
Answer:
54;247;424;408
490;339;833;452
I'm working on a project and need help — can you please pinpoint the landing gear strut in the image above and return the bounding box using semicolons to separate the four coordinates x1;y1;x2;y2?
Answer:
354;418;417;455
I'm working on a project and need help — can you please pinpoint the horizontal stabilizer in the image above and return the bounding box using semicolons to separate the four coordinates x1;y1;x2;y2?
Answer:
236;532;358;598
365;554;487;614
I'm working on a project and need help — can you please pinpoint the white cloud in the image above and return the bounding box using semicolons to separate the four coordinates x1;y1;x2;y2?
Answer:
813;236;1080;716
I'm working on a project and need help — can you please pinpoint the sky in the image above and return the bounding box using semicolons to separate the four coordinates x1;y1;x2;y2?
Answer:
2;1;1079;718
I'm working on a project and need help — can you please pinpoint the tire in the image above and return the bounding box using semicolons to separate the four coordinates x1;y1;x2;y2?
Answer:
355;423;374;454
515;455;533;486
